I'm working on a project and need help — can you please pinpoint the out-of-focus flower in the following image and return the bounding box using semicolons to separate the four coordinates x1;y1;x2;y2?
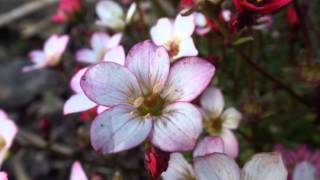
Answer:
233;0;292;15
70;161;88;180
200;87;242;158
144;145;170;179
179;0;195;9
0;110;18;167
275;144;320;180
0;172;7;180
76;32;124;64
252;15;273;31
150;13;197;61
52;0;81;23
163;136;287;180
81;40;214;154
286;7;300;28
96;0;137;31
23;35;69;72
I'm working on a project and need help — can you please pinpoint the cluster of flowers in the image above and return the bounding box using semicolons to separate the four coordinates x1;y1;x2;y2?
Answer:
0;0;313;179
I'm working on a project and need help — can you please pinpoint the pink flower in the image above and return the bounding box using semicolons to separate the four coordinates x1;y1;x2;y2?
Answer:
200;87;242;158
64;45;125;115
70;161;88;180
275;144;320;180
0;172;7;180
76;32;124;64
163;136;288;180
150;13;198;61
52;0;81;23
23;34;69;72
0;110;18;167
80;40;215;154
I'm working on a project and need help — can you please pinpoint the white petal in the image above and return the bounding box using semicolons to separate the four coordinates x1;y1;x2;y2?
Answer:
103;46;125;65
293;161;317;180
174;36;198;59
76;49;98;64
90;32;110;52
150;18;173;46
221;107;242;130
200;87;224;119
173;14;195;40
125;2;137;23
44;34;69;63
220;129;239;159
162;153;195;180
151;102;202;152
106;33;123;49
161;57;215;102
97;106;109;114
70;67;88;93
193;136;225;158
70;161;88;180
194;153;241;180
29;50;45;64
90;105;152;154
81;62;142;107
63;94;97;115
241;153;288;180
95;1;125;30
126;40;170;94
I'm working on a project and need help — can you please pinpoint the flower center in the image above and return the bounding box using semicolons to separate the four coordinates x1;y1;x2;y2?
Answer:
0;135;6;150
167;41;180;58
206;117;223;134
137;93;165;116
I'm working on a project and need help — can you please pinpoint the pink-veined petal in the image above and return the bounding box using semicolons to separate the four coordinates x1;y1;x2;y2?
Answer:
126;40;170;94
241;153;288;180
70;161;88;180
200;87;225;119
292;161;317;180
70;67;88;93
76;49;98;64
90;32;110;52
162;153;195;180
150;18;173;46
0;172;7;180
193;136;225;158
161;57;215;102
173;14;195;40
151;102;202;152
174;36;198;60
106;33;123;49
90;105;152;154
220;129;239;159
194;153;241;180
103;46;125;65
221;107;242;130
63;94;97;115
97;106;109;114
81;62;142;107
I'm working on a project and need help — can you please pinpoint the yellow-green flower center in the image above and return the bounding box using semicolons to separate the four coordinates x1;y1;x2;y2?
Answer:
137;93;165;116
206;117;223;134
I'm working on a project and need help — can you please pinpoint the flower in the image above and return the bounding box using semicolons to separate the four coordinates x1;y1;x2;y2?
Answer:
22;34;69;72
70;161;88;180
76;32;124;64
52;0;81;23
162;136;288;180
275;144;320;180
95;0;137;31
0;110;18;167
80;40;214;154
150;13;198;61
233;0;292;15
64;45;125;115
200;87;242;158
0;172;7;180
144;145;170;179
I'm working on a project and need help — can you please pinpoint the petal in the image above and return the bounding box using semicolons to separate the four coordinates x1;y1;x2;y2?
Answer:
162;153;195;180
221;107;242;130
173;14;195;40
161;57;215;102
22;64;46;72
81;62;142;107
241;153;288;180
44;34;69;58
70;67;88;93
200;87;224;119
293;161;317;180
90;32;110;52
193;136;225;158
125;2;137;23
106;33;123;49
150;18;173;46
174;36;198;59
29;50;45;64
70;161;88;180
103;46;125;65
126;40;170;94
151;102;202;152
76;49;98;64
96;19;125;30
63;94;97;115
96;0;124;20
0;172;7;180
90;105;152;154
220;129;239;159
97;106;109;114
194;153;241;180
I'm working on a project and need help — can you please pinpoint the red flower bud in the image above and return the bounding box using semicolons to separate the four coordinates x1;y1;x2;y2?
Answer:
52;0;82;23
180;0;195;9
233;0;292;15
144;145;170;179
286;7;299;28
